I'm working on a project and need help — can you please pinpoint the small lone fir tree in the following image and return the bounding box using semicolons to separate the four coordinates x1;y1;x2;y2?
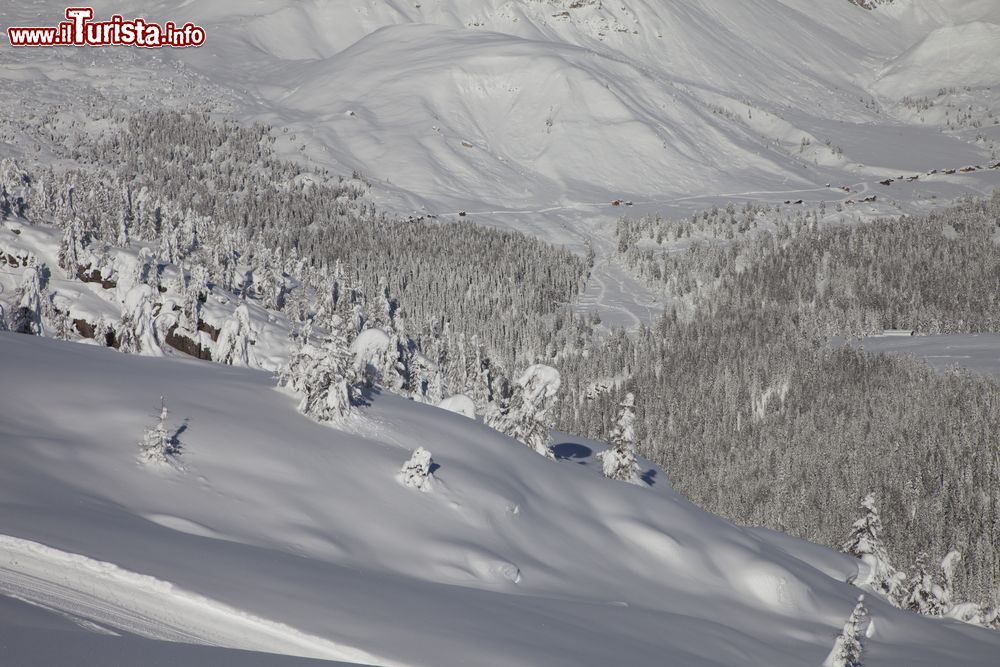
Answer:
139;396;173;464
842;493;900;600
597;392;642;483
825;595;868;667
901;552;946;616
281;319;355;422
214;303;259;367
485;364;560;458
11;266;43;335
398;447;435;492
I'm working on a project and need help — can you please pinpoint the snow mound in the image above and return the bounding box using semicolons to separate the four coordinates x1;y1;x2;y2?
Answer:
516;363;562;400
437;394;477;419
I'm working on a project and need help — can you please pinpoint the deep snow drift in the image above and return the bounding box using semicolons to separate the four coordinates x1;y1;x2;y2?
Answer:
1;333;999;665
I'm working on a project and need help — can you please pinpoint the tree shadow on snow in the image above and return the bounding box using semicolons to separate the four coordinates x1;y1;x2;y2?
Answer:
552;442;592;463
169;419;189;456
352;385;381;408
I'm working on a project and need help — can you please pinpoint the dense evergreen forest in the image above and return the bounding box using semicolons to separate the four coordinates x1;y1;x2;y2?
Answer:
559;195;1000;604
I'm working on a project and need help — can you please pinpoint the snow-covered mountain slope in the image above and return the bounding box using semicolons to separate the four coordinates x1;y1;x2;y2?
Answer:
112;0;1000;222
2;332;1000;665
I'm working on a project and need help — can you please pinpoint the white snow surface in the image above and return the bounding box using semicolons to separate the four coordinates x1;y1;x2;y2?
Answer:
848;333;1000;378
2;333;1000;665
0;535;384;665
437;394;477;419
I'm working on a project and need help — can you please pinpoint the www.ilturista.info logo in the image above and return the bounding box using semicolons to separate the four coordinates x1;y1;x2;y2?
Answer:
7;7;206;48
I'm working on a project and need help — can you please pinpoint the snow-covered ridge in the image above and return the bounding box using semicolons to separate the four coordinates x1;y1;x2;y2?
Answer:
0;535;388;664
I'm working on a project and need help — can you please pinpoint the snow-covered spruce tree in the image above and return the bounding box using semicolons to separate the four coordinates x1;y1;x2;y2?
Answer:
901;552;946;616
939;550;962;612
0;304;7;332
57;219;84;278
486;364;561;458
214;303;259;367
398;447;435;492
842;493;901;600
597;392;642;483
380;330;408;393
117;284;162;355
281;320;355;422
255;263;287;311
178;273;202;334
54;310;72;340
10;266;44;335
94;315;114;347
825;595;868;667
138;396;173;464
117;247;158;302
426;368;446;405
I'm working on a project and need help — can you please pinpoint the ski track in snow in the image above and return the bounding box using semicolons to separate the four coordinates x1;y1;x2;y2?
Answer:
0;535;392;666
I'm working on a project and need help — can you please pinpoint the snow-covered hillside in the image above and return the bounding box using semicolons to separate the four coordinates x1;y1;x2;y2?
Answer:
94;0;1000;225
2;332;1000;665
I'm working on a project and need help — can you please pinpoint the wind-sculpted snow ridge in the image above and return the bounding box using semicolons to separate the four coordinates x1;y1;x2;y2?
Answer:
1;333;1000;665
0;535;391;666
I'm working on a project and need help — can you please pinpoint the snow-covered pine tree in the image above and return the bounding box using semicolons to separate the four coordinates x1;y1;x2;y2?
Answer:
57;219;84;278
138;396;173;464
842;493;901;600
256;263;287;311
901;552;946;616
380;331;408;393
54;309;72;340
281;318;355;422
117;284;162;356
214;304;259;367
10;266;44;335
116;187;132;247
398;447;435;492
94;315;114;347
486;364;560;458
597;392;642;483
0;304;7;332
371;281;394;328
825;595;868;667
178;267;202;333
940;550;962;612
403;348;432;401
426;368;446;405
